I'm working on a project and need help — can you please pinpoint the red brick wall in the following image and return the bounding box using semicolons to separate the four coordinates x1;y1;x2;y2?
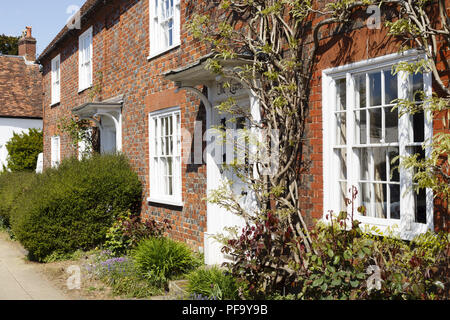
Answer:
41;0;211;250
40;0;449;248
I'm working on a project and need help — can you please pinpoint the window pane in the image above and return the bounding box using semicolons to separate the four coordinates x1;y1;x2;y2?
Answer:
359;148;369;181
336;113;346;145
388;147;399;182
369;72;382;106
355;74;366;108
373;148;386;182
414;188;426;224
390;184;400;219
384;70;398;104
336;78;346;111
369;108;382;143
412;73;424;101
408;146;425;163
161;158;167;194
361;183;371;216
385;107;398;143
413;111;424;142
335;149;347;180
168;19;173;47
374;183;387;219
165;117;170;136
357;110;367;144
168;157;173;176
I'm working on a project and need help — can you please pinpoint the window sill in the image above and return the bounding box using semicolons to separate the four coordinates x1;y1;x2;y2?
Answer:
50;101;60;108
78;85;93;94
147;197;184;207
324;214;430;241
147;44;181;61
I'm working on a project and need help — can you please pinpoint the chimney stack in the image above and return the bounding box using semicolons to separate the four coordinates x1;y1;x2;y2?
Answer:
18;26;36;62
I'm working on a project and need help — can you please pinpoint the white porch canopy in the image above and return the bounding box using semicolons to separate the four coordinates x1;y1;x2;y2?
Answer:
72;96;123;153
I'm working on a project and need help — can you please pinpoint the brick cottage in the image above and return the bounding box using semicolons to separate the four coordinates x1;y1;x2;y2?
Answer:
38;0;449;264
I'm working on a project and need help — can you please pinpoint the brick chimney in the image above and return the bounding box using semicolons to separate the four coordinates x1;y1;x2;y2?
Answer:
18;27;37;62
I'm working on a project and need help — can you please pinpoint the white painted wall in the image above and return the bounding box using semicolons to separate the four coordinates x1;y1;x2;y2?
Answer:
0;117;43;171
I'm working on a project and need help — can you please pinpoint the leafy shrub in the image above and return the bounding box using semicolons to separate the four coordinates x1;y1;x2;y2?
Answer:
5;128;43;172
364;231;449;300
295;188;449;300
0;171;36;228
297;217;375;300
226;187;449;300
132;237;201;287
105;211;171;256
186;266;240;300
11;154;142;262
297;220;449;300
222;211;296;299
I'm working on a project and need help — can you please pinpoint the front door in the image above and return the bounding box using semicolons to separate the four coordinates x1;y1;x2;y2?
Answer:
204;103;250;265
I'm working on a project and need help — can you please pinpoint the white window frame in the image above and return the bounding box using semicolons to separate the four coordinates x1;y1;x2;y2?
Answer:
148;107;183;206
51;136;61;168
78;27;93;92
148;0;181;59
51;54;61;105
322;50;433;240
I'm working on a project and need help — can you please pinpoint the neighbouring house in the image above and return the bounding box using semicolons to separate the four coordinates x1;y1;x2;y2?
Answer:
38;0;449;265
0;27;43;171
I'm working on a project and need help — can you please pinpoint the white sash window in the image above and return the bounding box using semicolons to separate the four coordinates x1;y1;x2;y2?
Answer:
78;27;93;92
322;51;433;239
149;0;181;57
148;107;182;206
51;55;60;105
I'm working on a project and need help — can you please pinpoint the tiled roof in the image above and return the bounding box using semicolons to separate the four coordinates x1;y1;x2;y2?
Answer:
0;55;42;118
38;0;103;61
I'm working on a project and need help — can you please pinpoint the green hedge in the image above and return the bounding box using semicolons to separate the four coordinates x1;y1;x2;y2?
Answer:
11;154;142;262
5;128;43;172
0;171;36;227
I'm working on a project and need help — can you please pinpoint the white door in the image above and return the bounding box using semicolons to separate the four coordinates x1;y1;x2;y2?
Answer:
204;106;249;265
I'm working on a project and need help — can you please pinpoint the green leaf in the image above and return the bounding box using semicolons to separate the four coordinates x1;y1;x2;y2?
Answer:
328;249;334;258
350;280;360;288
343;250;352;260
331;278;342;287
333;255;341;265
356;273;366;280
313;278;324;287
358;250;366;259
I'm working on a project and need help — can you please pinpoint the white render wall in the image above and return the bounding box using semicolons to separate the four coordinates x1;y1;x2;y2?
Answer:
0;117;43;171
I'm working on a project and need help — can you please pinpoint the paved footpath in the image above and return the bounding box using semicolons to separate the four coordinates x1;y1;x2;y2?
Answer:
0;235;67;300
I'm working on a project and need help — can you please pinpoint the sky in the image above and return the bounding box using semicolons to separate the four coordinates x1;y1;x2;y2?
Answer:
0;0;86;56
